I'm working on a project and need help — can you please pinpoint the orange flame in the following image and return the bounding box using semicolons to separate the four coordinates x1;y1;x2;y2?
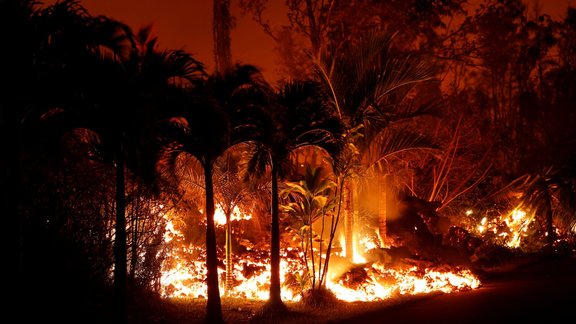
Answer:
473;207;533;248
160;207;481;302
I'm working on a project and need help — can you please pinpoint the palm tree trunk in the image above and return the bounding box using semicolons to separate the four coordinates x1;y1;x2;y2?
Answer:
269;165;283;306
378;174;393;247
352;179;359;256
204;163;224;323
114;142;128;324
225;209;233;294
344;181;354;261
320;175;345;286
309;210;316;289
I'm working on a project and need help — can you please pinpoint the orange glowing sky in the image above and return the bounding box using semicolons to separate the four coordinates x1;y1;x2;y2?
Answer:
65;0;286;84
45;0;572;84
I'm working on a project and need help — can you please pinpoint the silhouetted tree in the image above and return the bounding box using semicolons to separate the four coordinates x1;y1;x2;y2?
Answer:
156;64;271;323
35;7;203;321
243;80;343;310
213;0;233;72
0;1;131;321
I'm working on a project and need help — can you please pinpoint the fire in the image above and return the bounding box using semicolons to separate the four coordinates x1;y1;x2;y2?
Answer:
327;265;479;302
160;207;481;302
352;245;367;264
473;207;533;248
213;205;252;226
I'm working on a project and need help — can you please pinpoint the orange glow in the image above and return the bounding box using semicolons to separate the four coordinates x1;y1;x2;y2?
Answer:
213;205;252;226
161;208;481;302
473;207;534;248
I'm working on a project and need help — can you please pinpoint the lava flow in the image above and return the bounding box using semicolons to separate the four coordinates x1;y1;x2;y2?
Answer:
159;207;481;302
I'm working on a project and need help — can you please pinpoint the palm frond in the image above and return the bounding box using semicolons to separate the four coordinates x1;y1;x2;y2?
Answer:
161;49;206;88
314;31;436;128
498;167;576;237
239;141;271;180
372;54;436;103
364;128;439;174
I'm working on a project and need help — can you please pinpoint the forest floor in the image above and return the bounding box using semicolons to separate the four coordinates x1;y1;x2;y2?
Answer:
133;291;440;323
130;252;576;323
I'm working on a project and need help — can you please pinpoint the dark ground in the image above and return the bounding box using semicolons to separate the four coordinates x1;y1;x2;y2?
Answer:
332;254;576;324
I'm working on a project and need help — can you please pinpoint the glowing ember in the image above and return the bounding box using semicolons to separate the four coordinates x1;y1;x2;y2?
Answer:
472;207;533;248
504;209;531;248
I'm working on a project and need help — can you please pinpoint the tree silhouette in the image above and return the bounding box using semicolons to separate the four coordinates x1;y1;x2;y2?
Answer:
243;79;343;309
314;32;438;258
156;64;271;323
1;1;133;321
33;6;203;320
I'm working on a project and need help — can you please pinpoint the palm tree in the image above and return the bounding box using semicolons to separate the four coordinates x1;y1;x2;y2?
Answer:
156;64;271;323
504;166;576;253
122;24;205;284
1;0;43;313
314;32;438;256
244;80;344;309
1;1;135;321
37;9;203;321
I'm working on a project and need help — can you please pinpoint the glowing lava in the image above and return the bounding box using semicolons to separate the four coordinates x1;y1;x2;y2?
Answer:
160;207;481;302
328;265;480;302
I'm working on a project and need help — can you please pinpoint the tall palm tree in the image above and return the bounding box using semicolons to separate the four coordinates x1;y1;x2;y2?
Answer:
1;0;42;314
37;9;203;321
156;64;271;323
244;80;344;309
121;24;206;285
107;37;203;323
2;1;133;321
314;32;438;257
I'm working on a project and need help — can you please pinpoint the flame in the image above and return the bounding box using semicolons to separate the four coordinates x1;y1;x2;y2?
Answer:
200;206;253;226
471;207;533;248
160;207;481;302
477;217;487;234
352;244;367;264
505;209;533;249
327;265;479;302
